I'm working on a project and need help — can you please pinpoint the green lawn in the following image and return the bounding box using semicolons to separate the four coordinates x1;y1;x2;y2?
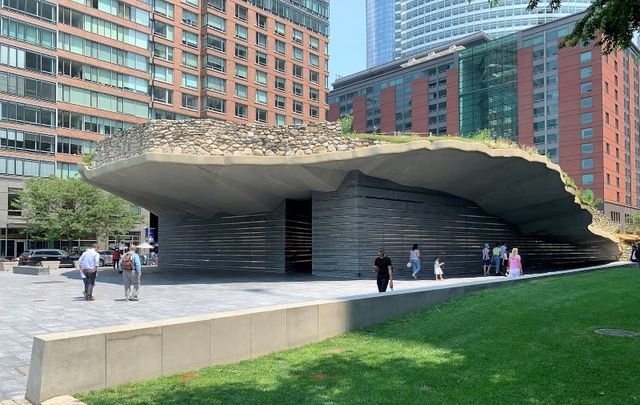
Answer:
79;268;640;405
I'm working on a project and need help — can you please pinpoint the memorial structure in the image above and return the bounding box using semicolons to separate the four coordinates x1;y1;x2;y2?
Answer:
81;120;619;278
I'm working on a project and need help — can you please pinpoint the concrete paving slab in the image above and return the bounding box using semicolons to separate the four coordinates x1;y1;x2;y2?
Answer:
0;262;628;400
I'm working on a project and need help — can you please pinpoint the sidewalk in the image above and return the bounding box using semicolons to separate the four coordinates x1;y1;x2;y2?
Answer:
0;262;628;401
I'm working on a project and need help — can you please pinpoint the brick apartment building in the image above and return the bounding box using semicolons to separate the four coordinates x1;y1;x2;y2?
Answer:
329;13;640;227
0;0;330;256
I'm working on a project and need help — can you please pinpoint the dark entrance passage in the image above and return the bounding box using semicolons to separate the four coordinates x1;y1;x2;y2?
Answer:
285;199;312;273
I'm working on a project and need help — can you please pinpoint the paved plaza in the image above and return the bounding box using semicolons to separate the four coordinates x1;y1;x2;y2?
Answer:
0;264;623;400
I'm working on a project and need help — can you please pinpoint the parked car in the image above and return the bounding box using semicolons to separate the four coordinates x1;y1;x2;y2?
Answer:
59;251;112;268
18;249;69;266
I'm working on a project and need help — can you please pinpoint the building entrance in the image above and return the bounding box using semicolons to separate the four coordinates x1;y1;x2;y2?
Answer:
284;200;312;274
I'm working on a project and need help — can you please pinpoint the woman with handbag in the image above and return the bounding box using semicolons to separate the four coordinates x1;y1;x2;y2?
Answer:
409;244;421;279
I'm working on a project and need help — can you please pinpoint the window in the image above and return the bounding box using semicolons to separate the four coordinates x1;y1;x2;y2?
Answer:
293;64;303;78
309;105;319;118
255;89;267;104
153;43;174;62
275;58;286;72
255;108;267;123
275;21;285;36
235;64;247;79
293;29;303;43
206;96;225;113
235;24;248;40
151;87;173;104
255;70;267;86
182;51;198;68
235;103;247;118
256;14;267;29
293;100;303;114
309;37;319;50
293;47;303;61
309;53;319;67
309;71;319;84
7;188;21;216
181;93;197;110
293;82;303;96
256;51;267;66
256;32;267;48
153;65;174;84
206;14;225;31
234;83;247;99
181;73;198;89
275;95;285;109
581;174;594;185
208;0;225;11
206;54;225;72
153;0;173;17
294;118;303;126
581;143;593;154
275;76;286;91
581;128;593;139
581;97;592;108
580;82;592;93
581;159;594;169
309;88;319;101
235;44;248;60
182;10;197;26
580;51;592;63
235;4;247;20
275;113;286;126
275;40;286;54
580;66;592;78
207;76;226;93
153;21;174;40
581;112;593;124
206;34;226;52
182;31;198;48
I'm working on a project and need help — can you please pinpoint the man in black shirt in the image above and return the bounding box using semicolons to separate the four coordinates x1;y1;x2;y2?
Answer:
372;248;393;292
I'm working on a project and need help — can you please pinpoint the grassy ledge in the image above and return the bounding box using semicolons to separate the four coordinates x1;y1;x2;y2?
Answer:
78;268;640;405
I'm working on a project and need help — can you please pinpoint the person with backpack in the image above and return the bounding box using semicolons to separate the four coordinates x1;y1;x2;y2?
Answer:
120;244;142;301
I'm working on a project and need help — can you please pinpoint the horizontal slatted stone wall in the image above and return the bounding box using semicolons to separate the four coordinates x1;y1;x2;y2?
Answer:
313;171;609;279
159;203;285;273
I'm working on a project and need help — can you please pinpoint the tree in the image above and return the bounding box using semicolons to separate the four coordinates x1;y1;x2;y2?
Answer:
17;177;139;243
487;0;640;54
340;115;353;134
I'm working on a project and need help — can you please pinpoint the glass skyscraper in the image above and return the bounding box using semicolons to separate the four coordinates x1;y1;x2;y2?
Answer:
366;0;592;67
365;0;396;68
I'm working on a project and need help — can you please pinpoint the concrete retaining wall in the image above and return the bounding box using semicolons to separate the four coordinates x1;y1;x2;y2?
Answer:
25;264;622;404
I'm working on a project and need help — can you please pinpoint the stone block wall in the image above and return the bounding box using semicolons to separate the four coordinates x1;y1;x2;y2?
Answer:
93;120;379;168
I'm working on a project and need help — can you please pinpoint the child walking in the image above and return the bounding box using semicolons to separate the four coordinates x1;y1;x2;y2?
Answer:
434;257;445;281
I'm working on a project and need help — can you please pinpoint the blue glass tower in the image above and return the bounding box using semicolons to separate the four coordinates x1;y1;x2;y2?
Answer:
366;0;396;68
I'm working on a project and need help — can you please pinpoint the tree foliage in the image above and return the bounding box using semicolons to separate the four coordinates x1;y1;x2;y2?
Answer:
17;177;139;242
486;0;640;54
340;115;353;134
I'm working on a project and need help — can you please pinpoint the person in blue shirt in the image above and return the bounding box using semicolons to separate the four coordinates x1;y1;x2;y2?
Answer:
119;244;142;301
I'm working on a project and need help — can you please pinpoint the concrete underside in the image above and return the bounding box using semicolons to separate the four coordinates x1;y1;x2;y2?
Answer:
82;140;618;260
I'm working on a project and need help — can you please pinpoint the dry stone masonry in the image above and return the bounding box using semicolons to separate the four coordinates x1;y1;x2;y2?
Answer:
92;120;380;168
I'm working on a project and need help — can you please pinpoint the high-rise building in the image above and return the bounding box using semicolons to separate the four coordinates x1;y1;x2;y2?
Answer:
365;0;395;68
365;0;592;68
330;12;640;227
0;0;330;255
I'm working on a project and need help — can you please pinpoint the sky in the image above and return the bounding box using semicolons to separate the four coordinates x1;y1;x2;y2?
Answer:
328;0;367;89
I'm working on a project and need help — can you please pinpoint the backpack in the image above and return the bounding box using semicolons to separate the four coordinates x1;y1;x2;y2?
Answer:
121;253;134;270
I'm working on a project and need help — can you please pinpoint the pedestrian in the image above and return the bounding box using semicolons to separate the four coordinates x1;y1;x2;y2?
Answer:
482;243;491;276
112;248;121;274
78;243;100;301
499;242;507;271
434;256;445;280
409;243;421;279
508;248;523;278
492;243;501;275
630;244;638;264
120;244;142;301
372;248;393;292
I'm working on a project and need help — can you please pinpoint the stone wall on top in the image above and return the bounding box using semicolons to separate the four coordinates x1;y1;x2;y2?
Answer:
92;120;379;168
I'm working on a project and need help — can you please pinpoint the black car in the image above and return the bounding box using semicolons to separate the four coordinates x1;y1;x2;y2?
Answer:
18;249;69;266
